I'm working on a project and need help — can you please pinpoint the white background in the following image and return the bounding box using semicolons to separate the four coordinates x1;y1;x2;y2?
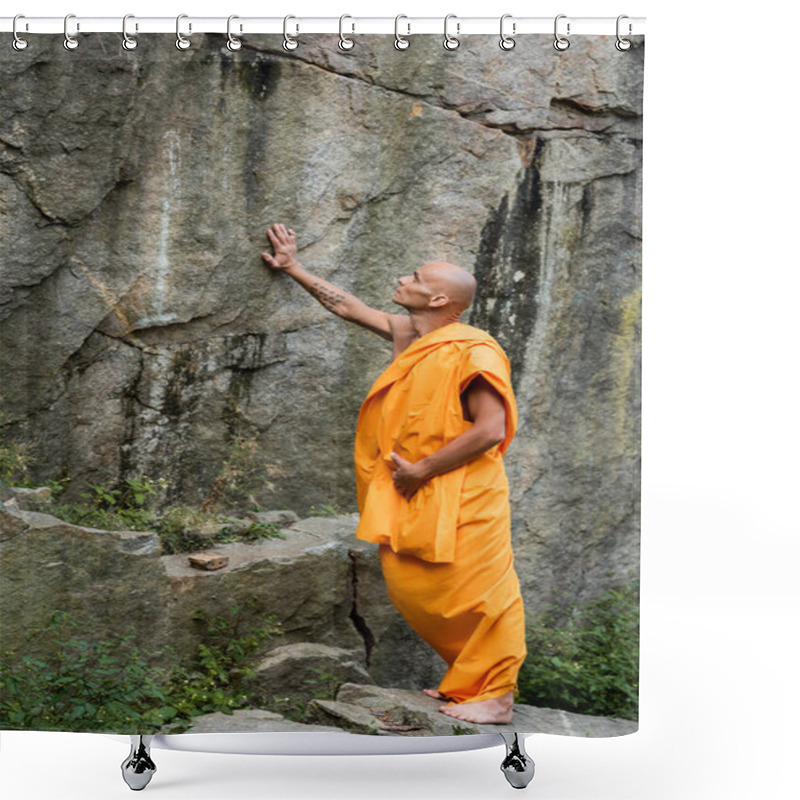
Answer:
2;1;798;798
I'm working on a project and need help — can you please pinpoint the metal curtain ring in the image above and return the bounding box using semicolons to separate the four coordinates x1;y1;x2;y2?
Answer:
615;14;632;51
12;14;28;51
443;14;459;50
339;14;355;50
227;15;242;51
553;14;570;51
394;15;410;50
63;13;79;50
499;14;515;50
122;14;138;50
176;14;191;50
283;15;298;51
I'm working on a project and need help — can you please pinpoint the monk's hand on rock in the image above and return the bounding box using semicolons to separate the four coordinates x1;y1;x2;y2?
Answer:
262;223;299;271
388;452;427;500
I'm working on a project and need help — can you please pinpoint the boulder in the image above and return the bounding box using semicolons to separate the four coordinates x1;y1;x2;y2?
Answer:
305;683;638;738
244;642;374;706
0;507;446;687
0;504;169;661
159;515;445;680
184;708;342;734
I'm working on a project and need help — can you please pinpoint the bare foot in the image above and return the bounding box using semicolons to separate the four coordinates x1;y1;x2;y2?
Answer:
422;688;447;700
439;691;514;724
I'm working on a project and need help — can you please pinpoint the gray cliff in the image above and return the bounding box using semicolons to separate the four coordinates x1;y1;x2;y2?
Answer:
1;34;642;616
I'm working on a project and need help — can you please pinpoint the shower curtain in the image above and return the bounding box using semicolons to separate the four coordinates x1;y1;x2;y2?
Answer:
0;29;642;741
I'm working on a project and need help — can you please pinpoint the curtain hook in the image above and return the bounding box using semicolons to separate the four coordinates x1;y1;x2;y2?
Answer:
394;15;410;51
499;14;516;50
553;14;570;51
12;14;28;51
63;13;79;50
339;14;355;50
227;15;242;51
443;14;460;51
283;15;299;51
122;14;138;51
176;13;191;50
615;14;632;51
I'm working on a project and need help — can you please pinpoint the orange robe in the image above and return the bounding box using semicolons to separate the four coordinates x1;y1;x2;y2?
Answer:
354;322;527;704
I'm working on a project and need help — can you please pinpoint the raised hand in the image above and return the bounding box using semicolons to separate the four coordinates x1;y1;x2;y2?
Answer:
262;223;299;271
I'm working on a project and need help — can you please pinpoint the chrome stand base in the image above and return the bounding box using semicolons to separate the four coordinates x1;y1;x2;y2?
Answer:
117;732;533;790
121;735;157;791
500;733;535;789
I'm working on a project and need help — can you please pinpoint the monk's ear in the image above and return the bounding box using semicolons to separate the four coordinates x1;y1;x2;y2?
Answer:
429;293;449;308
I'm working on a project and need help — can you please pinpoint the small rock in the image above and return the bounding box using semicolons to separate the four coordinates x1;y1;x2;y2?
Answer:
188;551;229;571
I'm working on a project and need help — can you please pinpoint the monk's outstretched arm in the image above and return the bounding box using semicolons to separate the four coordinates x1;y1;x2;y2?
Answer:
389;375;507;499
262;223;393;341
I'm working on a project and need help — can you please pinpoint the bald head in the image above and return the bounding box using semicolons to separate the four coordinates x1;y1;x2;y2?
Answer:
419;262;477;313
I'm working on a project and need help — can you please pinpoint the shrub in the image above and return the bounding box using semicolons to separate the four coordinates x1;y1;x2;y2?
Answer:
0;406;35;486
35;487;286;554
308;503;344;517
157;506;285;554
0;599;281;734
0;611;174;732
202;435;285;514
516;582;639;721
45;477;166;532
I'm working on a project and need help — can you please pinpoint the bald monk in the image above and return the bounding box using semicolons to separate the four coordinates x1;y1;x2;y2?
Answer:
262;223;526;724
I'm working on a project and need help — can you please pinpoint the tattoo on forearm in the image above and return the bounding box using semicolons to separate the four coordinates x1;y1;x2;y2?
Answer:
310;281;346;312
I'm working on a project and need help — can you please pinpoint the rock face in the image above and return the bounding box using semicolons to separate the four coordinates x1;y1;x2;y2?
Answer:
1;503;637;735
1;35;642;616
0;505;444;689
0;503;170;658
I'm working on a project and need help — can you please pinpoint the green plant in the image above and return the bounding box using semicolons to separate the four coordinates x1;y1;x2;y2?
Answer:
451;724;478;735
189;597;281;687
0;441;34;486
45;476;166;532
0;409;35;487
267;695;307;722
516;582;639;721
157;507;286;554
308;503;343;517
262;668;342;723
221;521;285;544
161;598;282;730
28;479;289;552
202;435;285;513
0;611;175;732
157;506;225;554
0;599;282;734
303;667;341;701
